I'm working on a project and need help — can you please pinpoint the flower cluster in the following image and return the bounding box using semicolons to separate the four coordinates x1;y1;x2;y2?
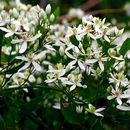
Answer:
0;0;130;119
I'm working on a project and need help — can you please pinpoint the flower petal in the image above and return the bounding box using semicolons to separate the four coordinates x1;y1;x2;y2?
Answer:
116;105;130;111
11;39;24;44
94;112;104;117
78;61;85;71
32;61;42;71
28;33;42;42
70;85;76;91
5;32;14;37
85;59;97;64
18;63;30;71
15;56;28;61
19;41;27;53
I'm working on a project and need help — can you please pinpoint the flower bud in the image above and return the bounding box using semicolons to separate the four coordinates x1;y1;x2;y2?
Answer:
12;8;19;18
50;13;55;22
59;46;64;56
76;106;83;114
45;4;51;14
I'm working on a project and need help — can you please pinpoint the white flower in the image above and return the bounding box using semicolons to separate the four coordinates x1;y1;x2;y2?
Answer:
107;85;130;105
45;63;66;83
108;48;124;61
66;25;86;41
0;11;14;27
85;104;105;117
109;72;129;87
66;71;87;91
85;51;107;72
65;45;86;71
11;33;42;53
16;52;44;71
0;22;23;37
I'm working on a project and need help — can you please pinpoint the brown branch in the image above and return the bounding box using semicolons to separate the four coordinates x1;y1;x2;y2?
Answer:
80;0;102;11
88;8;125;16
58;8;125;23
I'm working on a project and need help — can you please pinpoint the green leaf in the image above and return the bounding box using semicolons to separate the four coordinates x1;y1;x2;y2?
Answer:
5;107;19;130
53;7;60;23
0;115;6;130
20;95;47;119
83;36;89;49
61;103;81;125
70;35;79;46
97;40;116;55
119;38;130;56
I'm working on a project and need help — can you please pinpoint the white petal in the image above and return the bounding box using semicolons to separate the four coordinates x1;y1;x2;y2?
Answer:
47;65;55;72
116;105;130;111
13;76;19;85
99;61;104;72
94;112;104;117
9;85;19;88
28;33;42;42
59;69;66;77
5;32;14;37
107;95;115;100
104;35;110;43
0;27;11;32
65;51;75;59
116;97;122;105
78;61;85;71
15;56;28;61
33;51;46;60
112;56;124;61
19;41;27;53
32;61;42;71
120;94;130;99
68;60;77;67
11;39;24;44
63;81;73;85
18;63;30;71
70;85;76;91
18;73;25;78
85;59;97;64
45;78;56;83
95;108;105;112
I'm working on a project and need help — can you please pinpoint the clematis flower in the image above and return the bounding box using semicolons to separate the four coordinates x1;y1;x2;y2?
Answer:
0;12;14;27
66;25;86;41
15;52;44;71
65;69;87;91
109;72;129;87
85;104;105;117
0;22;23;37
11;32;42;53
45;63;67;83
85;51;107;72
107;85;130;105
65;45;86;71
